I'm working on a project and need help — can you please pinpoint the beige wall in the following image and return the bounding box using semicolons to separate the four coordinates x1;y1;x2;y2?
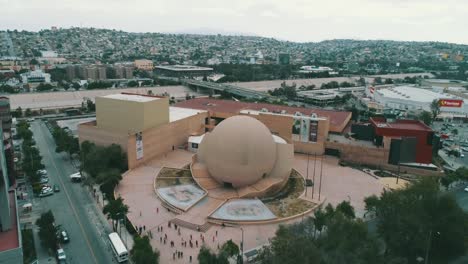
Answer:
127;112;207;169
293;118;329;155
96;96;169;134
78;122;129;150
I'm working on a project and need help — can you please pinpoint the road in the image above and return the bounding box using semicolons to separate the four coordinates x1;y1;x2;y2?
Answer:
2;31;16;57
30;120;115;264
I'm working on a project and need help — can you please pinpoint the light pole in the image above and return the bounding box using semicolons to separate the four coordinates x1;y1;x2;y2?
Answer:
424;230;440;264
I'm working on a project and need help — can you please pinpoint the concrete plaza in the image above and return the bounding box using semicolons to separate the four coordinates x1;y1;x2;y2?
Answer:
115;150;385;263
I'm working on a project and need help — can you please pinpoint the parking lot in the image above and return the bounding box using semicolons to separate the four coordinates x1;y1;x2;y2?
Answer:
432;121;468;168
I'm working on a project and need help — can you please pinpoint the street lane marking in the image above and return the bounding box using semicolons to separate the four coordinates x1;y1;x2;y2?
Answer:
35;122;99;264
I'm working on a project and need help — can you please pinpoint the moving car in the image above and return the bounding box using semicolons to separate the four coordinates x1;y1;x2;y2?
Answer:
53;184;60;192
70;172;82;182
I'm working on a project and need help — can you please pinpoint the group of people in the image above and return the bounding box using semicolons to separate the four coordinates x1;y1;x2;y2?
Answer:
149;219;221;262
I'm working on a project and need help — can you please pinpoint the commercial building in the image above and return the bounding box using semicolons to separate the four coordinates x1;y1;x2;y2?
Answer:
154;65;213;78
134;59;154;71
421;79;468;89
20;70;51;84
0;120;22;263
369;85;468;116
277;53;290;65
79;95;350;169
79;94;438;174
114;64;134;79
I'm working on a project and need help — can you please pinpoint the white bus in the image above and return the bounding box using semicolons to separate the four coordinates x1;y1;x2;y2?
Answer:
108;232;129;262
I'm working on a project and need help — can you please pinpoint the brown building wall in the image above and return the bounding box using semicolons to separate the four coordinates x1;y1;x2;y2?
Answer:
127;112;207;169
325;141;390;166
78;122;129;150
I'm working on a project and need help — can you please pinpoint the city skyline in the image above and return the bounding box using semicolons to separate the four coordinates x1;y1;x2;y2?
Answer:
1;0;468;44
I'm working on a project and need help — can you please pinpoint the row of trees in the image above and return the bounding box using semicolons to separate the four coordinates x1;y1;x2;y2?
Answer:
17;120;46;194
52;127;79;157
255;178;468;264
80;141;127;198
36;210;58;253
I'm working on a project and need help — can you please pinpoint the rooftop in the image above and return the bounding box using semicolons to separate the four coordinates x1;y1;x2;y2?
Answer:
174;98;351;131
155;65;213;72
370;117;433;132
376;86;460;103
169;107;206;122
0;191;19;252
102;93;160;102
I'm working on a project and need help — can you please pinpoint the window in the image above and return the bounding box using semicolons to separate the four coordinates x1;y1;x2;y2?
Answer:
191;143;198;149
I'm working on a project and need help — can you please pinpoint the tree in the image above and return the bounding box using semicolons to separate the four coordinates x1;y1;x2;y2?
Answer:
335;200;355;219
418;111;433;126
97;169;123;198
131;235;159;264
35;211;58;252
220;239;240;258
12;107;22;118
365;177;468;263
25;108;32;117
198;246;228;264
103;197;129;231
430;99;441;119
256;224;321;264
128;80;138;87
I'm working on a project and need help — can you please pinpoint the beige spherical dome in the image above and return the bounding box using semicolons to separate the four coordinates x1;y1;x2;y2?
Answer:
198;116;277;188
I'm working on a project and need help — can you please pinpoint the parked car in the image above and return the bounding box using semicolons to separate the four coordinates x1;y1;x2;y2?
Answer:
53;184;60;192
39;177;49;184
39;188;53;197
37;169;48;175
464;186;468;192
57;248;66;261
59;230;69;243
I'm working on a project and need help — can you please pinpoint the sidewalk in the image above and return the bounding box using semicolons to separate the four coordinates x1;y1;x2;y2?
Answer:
71;158;135;251
439;150;465;170
88;184;135;251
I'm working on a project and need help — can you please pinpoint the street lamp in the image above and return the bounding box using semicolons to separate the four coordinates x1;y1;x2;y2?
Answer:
117;212;127;246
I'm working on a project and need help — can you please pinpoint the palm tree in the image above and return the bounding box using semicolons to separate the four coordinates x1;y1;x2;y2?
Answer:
103;197;129;231
430;99;440;119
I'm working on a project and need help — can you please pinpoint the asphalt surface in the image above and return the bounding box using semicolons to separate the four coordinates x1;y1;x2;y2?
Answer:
432;121;468;168
30;120;115;264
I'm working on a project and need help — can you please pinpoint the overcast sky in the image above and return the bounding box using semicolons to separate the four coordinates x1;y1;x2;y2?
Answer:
2;0;467;44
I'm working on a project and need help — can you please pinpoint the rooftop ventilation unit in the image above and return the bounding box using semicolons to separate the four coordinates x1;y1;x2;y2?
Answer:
294;111;302;116
311;113;318;118
280;110;287;114
261;108;268;112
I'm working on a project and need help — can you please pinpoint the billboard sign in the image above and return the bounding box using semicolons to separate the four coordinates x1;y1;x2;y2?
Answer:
300;118;310;142
439;99;463;108
136;132;144;160
309;120;319;142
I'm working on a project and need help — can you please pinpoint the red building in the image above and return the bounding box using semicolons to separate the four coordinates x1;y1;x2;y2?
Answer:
370;117;434;164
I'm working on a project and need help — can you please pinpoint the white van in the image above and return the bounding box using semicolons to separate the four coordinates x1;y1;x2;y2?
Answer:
70;172;82;182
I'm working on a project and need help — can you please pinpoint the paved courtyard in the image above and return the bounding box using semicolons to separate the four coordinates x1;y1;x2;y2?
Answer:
115;150;385;263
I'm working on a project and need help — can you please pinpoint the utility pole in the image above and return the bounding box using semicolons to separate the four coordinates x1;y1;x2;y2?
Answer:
312;153;317;199
305;152;310;197
318;155;323;201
